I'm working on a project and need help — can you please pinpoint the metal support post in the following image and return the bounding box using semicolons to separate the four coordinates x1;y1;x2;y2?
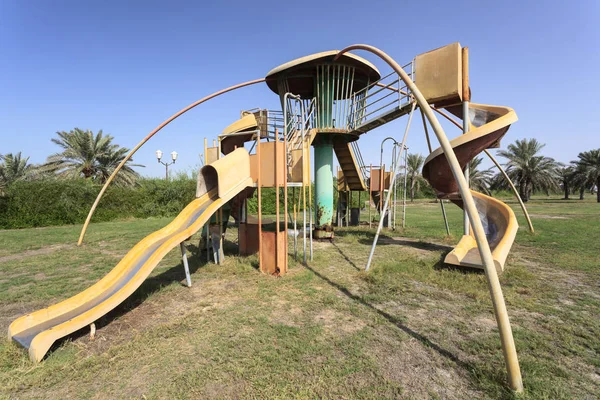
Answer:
180;242;192;287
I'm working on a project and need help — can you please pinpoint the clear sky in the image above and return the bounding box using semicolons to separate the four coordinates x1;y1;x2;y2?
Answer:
1;0;598;178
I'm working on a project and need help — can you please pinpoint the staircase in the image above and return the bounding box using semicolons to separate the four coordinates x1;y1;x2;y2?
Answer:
334;141;367;191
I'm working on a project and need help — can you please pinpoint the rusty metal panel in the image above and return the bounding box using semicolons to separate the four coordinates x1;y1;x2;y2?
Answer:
370;169;382;192
258;142;285;187
239;222;260;255
260;231;286;275
289;149;304;183
415;43;463;105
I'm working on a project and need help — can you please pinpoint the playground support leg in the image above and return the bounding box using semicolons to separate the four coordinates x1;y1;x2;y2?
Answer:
314;141;334;239
335;44;523;393
365;101;416;272
180;242;192;287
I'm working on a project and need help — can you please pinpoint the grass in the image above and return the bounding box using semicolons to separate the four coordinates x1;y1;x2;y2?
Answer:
0;195;599;399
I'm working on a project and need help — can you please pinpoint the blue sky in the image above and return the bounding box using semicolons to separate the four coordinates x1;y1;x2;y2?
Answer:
1;0;598;178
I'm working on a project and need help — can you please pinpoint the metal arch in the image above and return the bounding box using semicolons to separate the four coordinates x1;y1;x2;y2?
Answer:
77;78;265;246
335;44;523;393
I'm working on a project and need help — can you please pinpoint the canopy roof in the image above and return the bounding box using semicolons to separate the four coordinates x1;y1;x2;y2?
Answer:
265;50;381;98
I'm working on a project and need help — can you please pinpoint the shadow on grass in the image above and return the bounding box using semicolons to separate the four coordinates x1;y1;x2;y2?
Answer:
330;242;360;271
301;262;510;394
46;241;214;357
302;262;467;366
358;236;453;253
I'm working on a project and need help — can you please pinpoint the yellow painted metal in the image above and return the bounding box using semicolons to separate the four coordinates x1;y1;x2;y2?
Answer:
10;149;254;362
221;113;257;135
197;148;254;199
445;190;519;273
424;103;518;166
415;43;463;104
431;107;534;233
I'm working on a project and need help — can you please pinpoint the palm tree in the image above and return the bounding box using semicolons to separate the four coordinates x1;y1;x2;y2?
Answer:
0;152;41;194
496;138;560;202
572;149;600;202
43;128;143;186
558;166;574;200
406;153;427;201
468;156;494;195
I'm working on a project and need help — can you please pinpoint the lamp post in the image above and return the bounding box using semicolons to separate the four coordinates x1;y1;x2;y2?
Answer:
156;150;178;180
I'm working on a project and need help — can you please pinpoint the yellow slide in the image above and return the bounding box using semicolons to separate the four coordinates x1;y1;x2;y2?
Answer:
8;148;254;362
422;103;519;273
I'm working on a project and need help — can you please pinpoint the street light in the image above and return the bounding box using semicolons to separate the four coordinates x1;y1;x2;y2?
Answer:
156;150;178;180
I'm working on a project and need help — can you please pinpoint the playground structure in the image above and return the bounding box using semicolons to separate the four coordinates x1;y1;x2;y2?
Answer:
7;43;536;392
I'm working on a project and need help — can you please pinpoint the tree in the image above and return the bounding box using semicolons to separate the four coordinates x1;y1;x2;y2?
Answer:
496;138;560;202
0;152;41;194
43;128;143;186
558;166;574;200
406;153;427;201
572;149;600;203
468;156;494;195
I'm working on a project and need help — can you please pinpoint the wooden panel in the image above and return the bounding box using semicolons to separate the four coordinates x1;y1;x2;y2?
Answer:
415;43;463;105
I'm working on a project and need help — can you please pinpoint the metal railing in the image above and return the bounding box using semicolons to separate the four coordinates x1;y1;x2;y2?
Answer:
348;60;415;130
350;140;368;185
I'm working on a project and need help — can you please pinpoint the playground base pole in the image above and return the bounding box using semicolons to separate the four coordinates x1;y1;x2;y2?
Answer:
313;141;334;239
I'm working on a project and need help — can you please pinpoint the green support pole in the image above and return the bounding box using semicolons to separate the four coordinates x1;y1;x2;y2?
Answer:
314;142;334;237
313;65;335;238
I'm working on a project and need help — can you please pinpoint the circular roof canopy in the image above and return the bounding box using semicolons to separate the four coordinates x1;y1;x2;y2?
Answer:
265;50;381;99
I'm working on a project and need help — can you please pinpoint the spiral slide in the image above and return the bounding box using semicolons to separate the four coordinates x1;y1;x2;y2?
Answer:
422;103;519;273
8;148;254;362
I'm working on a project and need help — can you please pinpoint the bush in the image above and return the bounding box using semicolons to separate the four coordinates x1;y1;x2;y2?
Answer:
0;178;197;229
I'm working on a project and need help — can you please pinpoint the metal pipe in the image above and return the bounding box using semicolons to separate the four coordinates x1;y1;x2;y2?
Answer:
462;47;471;236
420;107;451;236
335;44;523;392
484;149;534;233
77;78;265;245
402;146;408;228
365;101;416;272
180;242;191;287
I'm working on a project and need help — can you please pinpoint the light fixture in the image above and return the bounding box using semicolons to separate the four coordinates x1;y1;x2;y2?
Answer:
171;151;178;162
155;150;163;162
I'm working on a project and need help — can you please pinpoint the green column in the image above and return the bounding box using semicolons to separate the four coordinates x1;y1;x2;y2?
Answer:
314;141;334;230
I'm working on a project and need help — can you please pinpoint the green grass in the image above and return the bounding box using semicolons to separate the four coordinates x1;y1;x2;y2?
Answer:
0;195;598;399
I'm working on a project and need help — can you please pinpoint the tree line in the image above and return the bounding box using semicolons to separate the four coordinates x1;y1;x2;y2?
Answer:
401;138;600;203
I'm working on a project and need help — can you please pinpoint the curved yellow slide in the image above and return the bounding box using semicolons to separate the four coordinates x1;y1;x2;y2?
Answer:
422;103;519;273
9;148;254;362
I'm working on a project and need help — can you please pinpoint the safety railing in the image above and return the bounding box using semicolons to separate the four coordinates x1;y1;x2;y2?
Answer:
350;140;369;185
348;60;415;131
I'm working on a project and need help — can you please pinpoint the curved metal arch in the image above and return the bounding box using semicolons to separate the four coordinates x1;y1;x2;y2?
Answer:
335;44;523;392
77;78;265;246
